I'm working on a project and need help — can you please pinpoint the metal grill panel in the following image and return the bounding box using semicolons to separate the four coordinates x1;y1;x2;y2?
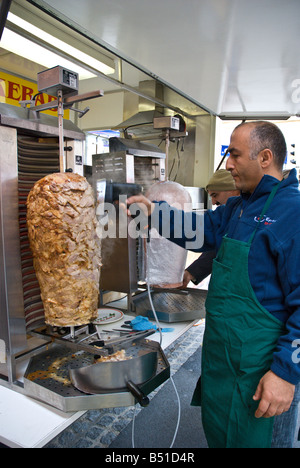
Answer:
132;289;207;322
17;136;60;330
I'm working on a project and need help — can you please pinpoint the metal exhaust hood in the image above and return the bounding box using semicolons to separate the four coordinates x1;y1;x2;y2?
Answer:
114;80;165;137
114;109;164;133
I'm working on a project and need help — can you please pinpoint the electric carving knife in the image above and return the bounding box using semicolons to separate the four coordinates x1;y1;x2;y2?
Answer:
96;179;143;204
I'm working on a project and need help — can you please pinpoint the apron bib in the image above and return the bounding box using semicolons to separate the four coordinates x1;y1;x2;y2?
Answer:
192;182;286;448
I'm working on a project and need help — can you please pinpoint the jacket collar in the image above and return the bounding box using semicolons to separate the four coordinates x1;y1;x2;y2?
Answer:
241;168;298;202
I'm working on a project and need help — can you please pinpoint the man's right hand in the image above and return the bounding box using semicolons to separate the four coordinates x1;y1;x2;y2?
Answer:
126;195;155;217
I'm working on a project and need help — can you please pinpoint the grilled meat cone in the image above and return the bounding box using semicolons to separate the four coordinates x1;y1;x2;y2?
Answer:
27;172;101;326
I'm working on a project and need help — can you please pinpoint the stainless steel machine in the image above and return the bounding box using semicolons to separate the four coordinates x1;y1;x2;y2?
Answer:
0;67;207;415
0;68;171;413
89;136;207;323
89;137;166;304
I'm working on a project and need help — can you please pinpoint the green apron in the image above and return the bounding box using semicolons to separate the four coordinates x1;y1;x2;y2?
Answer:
192;182;286;448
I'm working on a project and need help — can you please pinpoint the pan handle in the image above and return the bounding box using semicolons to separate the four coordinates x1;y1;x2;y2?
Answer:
127;380;150;407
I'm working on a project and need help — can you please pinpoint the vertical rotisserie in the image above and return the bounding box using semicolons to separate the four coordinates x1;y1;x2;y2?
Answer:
27;172;101;326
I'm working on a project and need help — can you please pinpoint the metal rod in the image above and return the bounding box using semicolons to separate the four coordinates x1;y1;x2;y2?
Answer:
216;148;229;171
57;90;65;173
165;129;170;180
64;90;103;104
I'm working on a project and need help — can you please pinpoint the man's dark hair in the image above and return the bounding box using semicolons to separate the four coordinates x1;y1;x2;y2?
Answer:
236;121;287;170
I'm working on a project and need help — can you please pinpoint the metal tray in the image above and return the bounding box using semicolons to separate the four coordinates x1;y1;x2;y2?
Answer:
23;339;170;412
132;288;207;322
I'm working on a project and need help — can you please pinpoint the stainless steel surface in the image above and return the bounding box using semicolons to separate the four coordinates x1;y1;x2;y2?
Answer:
91;142;166;304
96;179;107;206
70;351;157;394
64;90;104;105
109;137;166;159
153;116;179;130
184;187;207;210
99;216;140;294
30;91;104;115
132;288;207;323
0;101;171;413
0;126;27;376
115;110;163;136
115;80;165;138
37;66;79;96
23;340;170;412
91;151;134;185
0;103;85;386
31;327;110;357
30;324;155;356
92;329;155;348
0;103;85;140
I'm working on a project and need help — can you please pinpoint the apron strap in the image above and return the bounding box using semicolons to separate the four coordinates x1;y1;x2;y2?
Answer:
248;180;282;245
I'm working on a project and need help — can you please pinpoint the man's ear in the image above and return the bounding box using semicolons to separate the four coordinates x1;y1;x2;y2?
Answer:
260;149;273;169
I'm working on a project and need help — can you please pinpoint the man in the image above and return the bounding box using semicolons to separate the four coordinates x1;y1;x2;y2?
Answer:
205;168;240;206
126;121;300;448
183;169;239;287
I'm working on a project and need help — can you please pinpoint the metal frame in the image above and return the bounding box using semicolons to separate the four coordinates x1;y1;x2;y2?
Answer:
0;126;28;384
0;104;85;389
0;106;173;413
91;147;166;311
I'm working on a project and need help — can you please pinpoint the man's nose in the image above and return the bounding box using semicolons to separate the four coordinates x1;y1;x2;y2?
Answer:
226;155;234;171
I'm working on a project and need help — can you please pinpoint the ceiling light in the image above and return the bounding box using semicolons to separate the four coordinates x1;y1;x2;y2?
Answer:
2;12;115;78
1;28;96;80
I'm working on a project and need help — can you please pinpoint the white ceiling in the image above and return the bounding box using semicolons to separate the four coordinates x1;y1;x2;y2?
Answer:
23;0;300;117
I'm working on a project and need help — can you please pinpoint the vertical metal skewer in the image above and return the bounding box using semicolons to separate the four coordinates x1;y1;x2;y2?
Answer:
165;128;170;181
57;90;65;173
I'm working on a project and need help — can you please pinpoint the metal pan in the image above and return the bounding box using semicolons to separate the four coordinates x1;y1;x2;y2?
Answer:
69;351;158;407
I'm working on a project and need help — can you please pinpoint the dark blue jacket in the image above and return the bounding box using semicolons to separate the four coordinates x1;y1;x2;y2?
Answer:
151;169;300;385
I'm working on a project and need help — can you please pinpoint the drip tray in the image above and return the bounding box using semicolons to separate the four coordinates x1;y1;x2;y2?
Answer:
23;339;169;413
132;288;207;322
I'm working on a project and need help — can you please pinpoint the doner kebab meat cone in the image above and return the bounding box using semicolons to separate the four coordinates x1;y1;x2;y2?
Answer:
27;172;101;327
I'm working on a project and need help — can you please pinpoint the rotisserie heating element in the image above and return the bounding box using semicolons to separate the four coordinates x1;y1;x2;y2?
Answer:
18;136;60;330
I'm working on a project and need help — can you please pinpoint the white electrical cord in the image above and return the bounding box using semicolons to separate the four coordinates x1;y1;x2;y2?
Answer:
147;281;163;346
131;268;181;448
169;375;181;448
147;281;181;448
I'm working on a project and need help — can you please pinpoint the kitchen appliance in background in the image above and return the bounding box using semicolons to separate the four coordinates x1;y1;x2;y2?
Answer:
88;137;166;307
88;137;207;323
